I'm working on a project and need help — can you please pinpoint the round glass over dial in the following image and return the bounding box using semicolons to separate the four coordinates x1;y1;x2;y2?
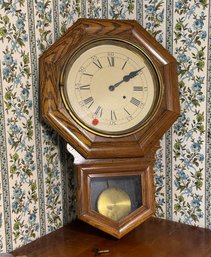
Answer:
61;39;163;137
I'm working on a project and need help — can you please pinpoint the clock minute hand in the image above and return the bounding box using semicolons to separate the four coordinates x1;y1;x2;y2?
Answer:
109;67;144;91
123;67;145;82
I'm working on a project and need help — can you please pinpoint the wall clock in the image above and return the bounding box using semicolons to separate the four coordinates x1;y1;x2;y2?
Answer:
40;19;180;238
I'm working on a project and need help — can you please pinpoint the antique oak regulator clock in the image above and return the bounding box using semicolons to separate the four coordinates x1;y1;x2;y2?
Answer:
39;19;180;238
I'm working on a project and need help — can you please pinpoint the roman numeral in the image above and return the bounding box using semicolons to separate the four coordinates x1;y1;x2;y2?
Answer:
124;108;131;116
110;110;117;124
133;86;143;91
124;108;133;121
130;97;140;107
93;59;102;69
111;110;117;120
108;56;115;67
83;73;93;77
84;96;94;108
94;106;103;117
122;60;128;70
79;85;90;90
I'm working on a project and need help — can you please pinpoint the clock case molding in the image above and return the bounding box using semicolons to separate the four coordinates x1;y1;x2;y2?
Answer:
39;18;180;159
39;19;180;238
75;157;155;238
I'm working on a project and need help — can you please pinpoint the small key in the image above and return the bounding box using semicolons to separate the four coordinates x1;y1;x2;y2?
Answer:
94;248;110;256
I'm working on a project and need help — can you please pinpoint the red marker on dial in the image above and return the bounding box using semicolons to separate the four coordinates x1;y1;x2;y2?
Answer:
92;118;99;126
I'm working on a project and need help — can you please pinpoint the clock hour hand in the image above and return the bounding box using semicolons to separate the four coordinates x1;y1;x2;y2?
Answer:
109;67;144;91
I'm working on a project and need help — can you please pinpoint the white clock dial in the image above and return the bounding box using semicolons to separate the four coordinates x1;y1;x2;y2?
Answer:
61;39;162;137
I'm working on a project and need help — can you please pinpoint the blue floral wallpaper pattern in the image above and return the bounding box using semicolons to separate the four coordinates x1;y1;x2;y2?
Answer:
0;0;210;252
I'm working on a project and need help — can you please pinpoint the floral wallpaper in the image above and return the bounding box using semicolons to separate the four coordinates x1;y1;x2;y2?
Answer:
0;0;210;253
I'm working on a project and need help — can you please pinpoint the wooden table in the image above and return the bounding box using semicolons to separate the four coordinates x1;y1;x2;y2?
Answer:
12;218;211;257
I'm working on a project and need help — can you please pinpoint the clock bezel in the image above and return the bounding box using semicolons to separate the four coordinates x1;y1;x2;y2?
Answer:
60;37;164;138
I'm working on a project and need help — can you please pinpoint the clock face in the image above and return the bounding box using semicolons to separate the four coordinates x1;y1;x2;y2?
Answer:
61;39;163;137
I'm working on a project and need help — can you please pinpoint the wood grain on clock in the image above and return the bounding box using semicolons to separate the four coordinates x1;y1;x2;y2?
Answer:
74;157;155;238
39;19;180;238
40;18;180;159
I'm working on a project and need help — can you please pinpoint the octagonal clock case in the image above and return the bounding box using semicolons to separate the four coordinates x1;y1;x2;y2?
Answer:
39;19;180;238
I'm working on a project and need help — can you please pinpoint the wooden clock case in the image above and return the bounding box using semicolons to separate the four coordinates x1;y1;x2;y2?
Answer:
75;157;155;238
39;19;180;238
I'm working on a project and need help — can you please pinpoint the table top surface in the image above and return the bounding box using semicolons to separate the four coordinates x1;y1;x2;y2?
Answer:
12;218;211;257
